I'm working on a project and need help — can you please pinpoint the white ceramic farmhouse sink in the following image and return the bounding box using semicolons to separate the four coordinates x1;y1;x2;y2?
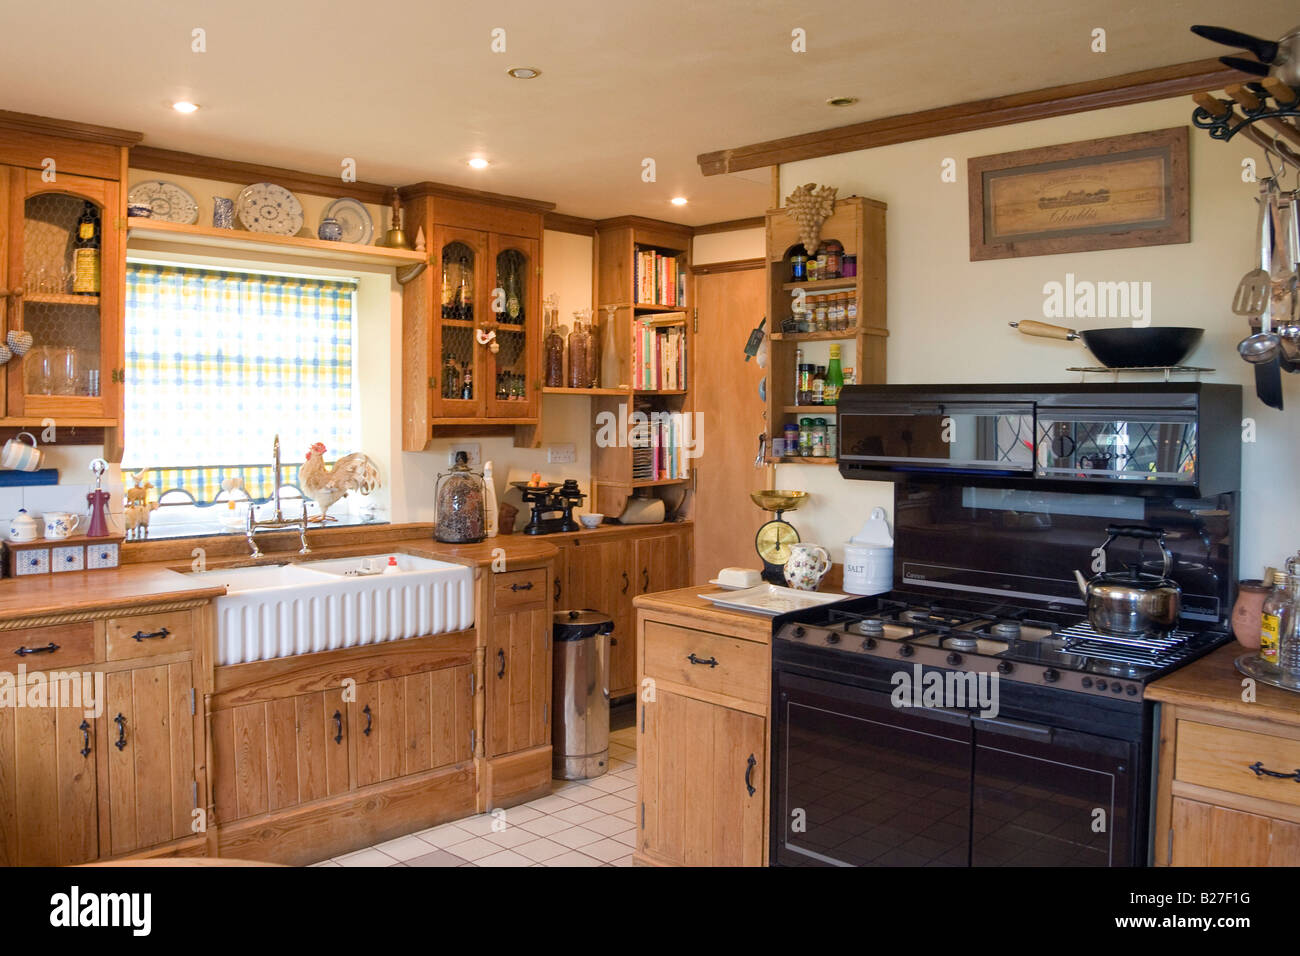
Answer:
187;554;474;666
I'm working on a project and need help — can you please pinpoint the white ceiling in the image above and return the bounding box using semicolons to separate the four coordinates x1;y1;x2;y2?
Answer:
3;1;1297;224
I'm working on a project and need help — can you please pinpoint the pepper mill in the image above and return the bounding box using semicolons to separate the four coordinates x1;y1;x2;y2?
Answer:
86;457;111;538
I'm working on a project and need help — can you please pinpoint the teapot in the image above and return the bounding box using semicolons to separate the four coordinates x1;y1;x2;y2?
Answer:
784;543;831;592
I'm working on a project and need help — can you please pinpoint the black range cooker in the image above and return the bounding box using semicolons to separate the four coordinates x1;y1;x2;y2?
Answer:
770;383;1241;868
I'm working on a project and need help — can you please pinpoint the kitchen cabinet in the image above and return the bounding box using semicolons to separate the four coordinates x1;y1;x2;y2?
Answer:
353;666;474;788
567;535;635;697
635;528;691;597
633;588;770;867
399;183;554;449
1148;645;1300;866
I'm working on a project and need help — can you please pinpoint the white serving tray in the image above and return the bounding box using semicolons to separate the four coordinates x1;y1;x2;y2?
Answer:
697;583;846;616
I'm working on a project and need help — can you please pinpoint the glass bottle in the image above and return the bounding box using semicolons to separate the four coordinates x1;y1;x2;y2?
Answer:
600;305;620;389
1278;576;1300;681
72;201;101;295
567;311;591;388
824;344;843;406
1260;569;1296;669
585;310;600;388
793;348;803;403
798;417;813;456
456;255;473;322
811;418;828;456
811;366;825;405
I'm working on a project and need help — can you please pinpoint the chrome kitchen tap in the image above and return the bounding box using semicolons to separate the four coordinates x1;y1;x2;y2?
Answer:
246;435;311;558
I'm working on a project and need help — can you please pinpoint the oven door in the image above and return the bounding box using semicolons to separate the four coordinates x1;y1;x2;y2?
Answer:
970;716;1135;866
773;670;972;867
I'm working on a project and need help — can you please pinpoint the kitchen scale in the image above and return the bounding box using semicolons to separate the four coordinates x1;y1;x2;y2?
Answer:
511;479;586;535
750;490;808;584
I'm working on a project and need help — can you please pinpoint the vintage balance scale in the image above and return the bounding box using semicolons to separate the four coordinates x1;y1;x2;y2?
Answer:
750;490;809;584
511;478;587;535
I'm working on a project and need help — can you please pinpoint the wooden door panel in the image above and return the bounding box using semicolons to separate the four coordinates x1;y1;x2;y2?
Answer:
1171;797;1300;866
295;688;349;803
431;225;489;420
264;697;299;813
485;233;540;420
487;609;549;757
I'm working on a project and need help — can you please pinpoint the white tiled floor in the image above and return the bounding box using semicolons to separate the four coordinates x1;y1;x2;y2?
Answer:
311;725;638;868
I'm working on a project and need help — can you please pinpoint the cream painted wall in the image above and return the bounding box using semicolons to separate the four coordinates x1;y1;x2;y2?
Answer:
775;96;1300;578
693;227;765;265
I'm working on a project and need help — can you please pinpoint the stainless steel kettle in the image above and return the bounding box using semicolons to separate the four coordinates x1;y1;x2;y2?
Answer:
1082;525;1182;637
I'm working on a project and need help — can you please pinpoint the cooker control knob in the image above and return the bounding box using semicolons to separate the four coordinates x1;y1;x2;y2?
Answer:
1081;677;1093;688
996;661;1013;674
1126;684;1138;696
793;626;806;639
861;637;877;650
1111;683;1123;694
946;652;962;666
1042;668;1060;683
1096;680;1108;692
899;645;914;658
826;631;841;645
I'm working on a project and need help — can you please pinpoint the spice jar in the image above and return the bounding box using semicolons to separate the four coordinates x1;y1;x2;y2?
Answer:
826;422;837;458
813;295;829;332
798;417;813;456
841;254;857;278
435;451;486;543
784;423;799;456
830;293;845;331
789;247;808;282
823;240;843;279
845;292;858;331
811;418;828;456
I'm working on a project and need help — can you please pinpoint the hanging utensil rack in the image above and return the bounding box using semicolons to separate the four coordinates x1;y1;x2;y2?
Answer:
1066;365;1216;383
1191;77;1300;165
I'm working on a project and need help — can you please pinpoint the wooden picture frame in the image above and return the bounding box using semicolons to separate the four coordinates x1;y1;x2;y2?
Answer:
968;126;1189;261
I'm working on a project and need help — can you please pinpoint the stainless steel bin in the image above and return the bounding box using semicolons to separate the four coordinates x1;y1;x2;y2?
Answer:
552;609;614;780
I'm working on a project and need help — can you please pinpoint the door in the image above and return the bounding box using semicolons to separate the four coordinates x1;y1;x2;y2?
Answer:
1170;797;1300;866
568;536;635;697
103;662;195;855
692;266;768;585
635;529;688;597
353;665;474;788
485;233;539;420
431;225;489;420
7;169;120;420
638;689;764;866
772;670;971;867
0;674;98;865
485;608;550;757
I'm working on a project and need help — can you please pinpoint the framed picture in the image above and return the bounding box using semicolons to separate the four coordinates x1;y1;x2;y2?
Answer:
967;126;1189;261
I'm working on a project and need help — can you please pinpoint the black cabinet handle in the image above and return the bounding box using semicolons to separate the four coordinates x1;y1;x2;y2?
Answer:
687;653;719;668
497;648;506;678
510;581;534;592
14;642;58;656
642;568;649;592
362;704;373;737
1248;761;1300;782
554;578;561;603
332;710;343;744
130;627;171;642
79;720;91;758
745;754;757;796
621;571;629;594
114;713;127;751
610;637;618;646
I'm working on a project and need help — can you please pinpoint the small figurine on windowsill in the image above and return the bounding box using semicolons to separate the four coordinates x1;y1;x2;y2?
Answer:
124;468;157;540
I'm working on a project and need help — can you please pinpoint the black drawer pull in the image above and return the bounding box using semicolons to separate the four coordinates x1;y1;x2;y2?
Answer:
114;713;127;751
642;568;649;591
510;581;534;592
497;648;506;678
131;627;171;642
79;720;91;758
1248;761;1300;782
687;653;719;668
554;578;561;603
332;709;343;744
14;642;58;656
621;571;629;594
744;753;757;796
362;704;373;737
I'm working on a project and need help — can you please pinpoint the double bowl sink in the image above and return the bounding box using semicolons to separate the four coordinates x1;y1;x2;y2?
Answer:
178;554;475;666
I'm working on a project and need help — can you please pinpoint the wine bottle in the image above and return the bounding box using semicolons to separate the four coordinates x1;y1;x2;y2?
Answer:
72;201;101;295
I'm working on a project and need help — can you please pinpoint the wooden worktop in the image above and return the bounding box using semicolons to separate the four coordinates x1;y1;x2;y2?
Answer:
1146;643;1300;728
0;565;227;624
635;583;849;641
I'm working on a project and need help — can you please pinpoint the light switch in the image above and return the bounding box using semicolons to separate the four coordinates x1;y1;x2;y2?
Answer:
547;443;577;464
448;443;482;469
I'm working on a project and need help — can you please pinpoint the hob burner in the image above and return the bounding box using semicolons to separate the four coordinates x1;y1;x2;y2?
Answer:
945;636;979;652
991;621;1022;641
857;619;885;637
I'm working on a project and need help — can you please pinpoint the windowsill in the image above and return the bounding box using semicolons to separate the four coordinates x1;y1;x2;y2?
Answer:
136;498;388;541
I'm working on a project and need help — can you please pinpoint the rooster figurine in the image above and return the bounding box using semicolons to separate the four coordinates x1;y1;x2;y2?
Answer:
299;443;380;522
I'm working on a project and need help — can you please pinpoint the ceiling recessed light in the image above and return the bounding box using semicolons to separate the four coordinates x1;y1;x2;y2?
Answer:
507;67;541;79
172;101;199;113
826;96;858;108
468;157;490;169
670;197;688;206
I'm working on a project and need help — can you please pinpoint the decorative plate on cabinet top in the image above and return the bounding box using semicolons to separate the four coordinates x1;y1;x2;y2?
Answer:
126;180;199;224
321;197;374;245
236;182;304;236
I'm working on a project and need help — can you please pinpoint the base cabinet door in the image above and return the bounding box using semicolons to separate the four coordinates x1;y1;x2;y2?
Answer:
1170;796;1300;866
0;675;98;865
639;690;764;866
486;607;551;758
103;662;196;855
568;537;635;697
635;529;690;597
353;666;475;788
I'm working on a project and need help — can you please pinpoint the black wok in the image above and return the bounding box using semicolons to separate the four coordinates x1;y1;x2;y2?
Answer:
1010;321;1204;368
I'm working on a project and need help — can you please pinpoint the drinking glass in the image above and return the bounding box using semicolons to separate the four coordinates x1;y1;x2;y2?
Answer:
27;347;54;395
56;347;80;396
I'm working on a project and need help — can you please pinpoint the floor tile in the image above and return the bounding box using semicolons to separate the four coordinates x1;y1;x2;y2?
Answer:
543;850;603;867
612;828;637;847
514;838;569;862
554;783;606;803
587;794;634;814
528;795;577;814
610;854;635;867
585;774;630;793
614;806;637;822
416;823;478;848
309;860;341;867
477;849;534;867
518;815;572;837
550;826;604;849
553;803;604;825
496;805;542;824
334;847;398;867
406;849;469;867
452;814;501;836
483;826;536;849
584;815;635;837
583;838;631;862
447;837;502;861
377;834;443;861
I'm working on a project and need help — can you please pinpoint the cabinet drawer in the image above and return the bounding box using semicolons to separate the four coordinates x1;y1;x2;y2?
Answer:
0;622;94;669
492;569;547;611
105;611;192;661
642;621;767;705
1176;719;1300;808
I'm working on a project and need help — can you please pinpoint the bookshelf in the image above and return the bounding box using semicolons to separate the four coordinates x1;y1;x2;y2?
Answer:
589;216;693;517
764;196;887;464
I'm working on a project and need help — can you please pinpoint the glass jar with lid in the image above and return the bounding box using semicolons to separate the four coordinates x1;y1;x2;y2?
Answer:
435;451;486;543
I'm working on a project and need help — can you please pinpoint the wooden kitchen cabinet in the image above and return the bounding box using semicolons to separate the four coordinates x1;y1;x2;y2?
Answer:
635;528;691;596
567;535;635;696
353;666;474;788
1170;796;1300;866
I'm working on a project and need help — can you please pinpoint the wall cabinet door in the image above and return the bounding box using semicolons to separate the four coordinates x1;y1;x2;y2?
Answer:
568;536;636;697
353;665;474;789
431;226;489;420
484;233;539;420
639;689;764;867
486;607;551;757
0;674;98;865
635;528;690;596
103;662;195;855
1170;796;1300;866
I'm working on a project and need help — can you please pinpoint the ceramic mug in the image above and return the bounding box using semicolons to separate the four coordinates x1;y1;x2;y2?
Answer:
1;432;42;471
43;511;80;539
784;543;831;592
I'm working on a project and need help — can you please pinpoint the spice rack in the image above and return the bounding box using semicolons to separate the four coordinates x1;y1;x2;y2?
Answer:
764;196;887;464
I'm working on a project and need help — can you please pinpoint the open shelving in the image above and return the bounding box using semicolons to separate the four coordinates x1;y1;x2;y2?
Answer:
126;217;426;267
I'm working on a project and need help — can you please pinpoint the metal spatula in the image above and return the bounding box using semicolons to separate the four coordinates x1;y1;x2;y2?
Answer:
1234;181;1275;316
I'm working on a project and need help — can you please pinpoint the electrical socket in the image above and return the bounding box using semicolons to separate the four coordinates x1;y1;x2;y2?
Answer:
448;443;482;469
547;443;576;464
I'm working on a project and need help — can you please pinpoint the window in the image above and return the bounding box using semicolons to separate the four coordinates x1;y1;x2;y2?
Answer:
122;262;357;509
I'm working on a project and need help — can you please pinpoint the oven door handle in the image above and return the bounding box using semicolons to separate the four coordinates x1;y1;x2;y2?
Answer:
972;716;1054;743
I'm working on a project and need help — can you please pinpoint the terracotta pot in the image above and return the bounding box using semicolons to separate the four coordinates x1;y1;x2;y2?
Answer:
1232;579;1270;648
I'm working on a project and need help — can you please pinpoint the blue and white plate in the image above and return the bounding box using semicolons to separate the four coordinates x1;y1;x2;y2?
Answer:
321;197;374;245
127;180;199;224
236;182;304;236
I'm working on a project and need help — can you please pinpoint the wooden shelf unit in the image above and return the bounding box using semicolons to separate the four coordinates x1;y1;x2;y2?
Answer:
590;217;693;517
126;217;426;266
765;196;887;458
